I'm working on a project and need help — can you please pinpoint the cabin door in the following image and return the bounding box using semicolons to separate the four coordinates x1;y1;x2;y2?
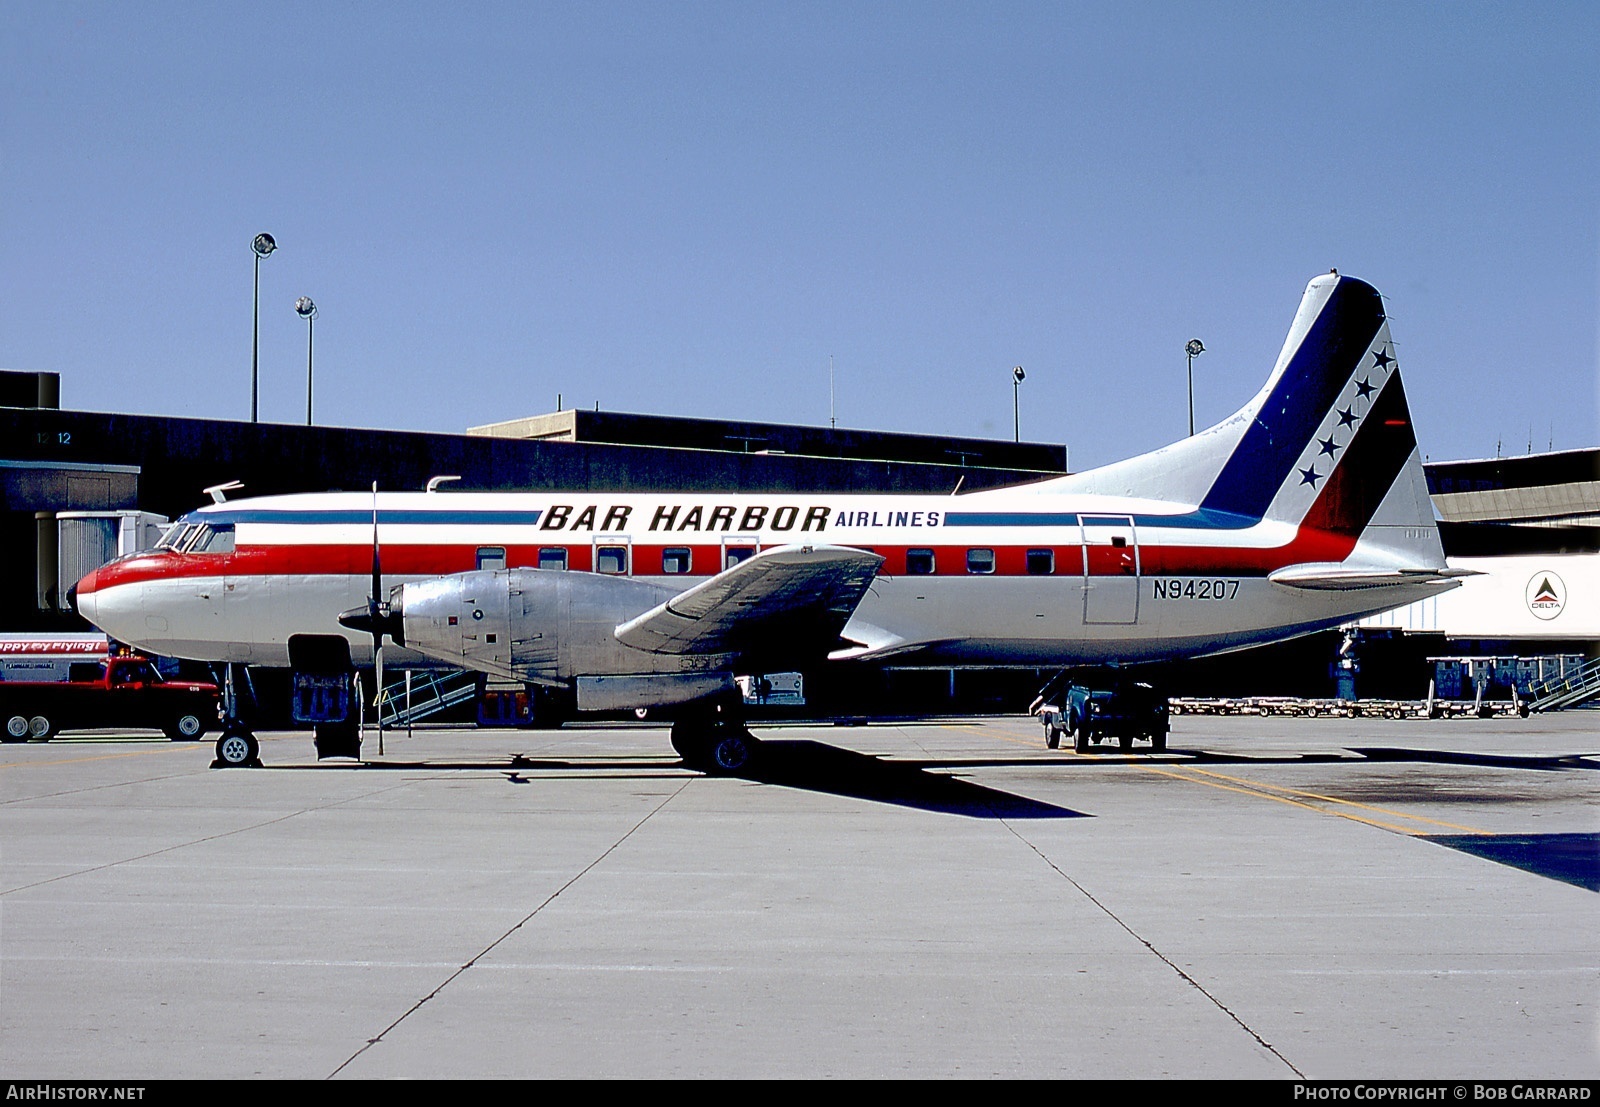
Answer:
1080;514;1140;625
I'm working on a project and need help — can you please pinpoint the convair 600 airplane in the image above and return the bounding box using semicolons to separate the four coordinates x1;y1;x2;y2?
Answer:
75;273;1462;770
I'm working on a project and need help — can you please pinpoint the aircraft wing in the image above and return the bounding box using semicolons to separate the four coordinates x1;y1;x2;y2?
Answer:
615;543;884;661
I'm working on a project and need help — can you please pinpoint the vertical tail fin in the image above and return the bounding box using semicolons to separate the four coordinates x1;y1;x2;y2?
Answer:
1049;273;1438;554
1200;272;1402;529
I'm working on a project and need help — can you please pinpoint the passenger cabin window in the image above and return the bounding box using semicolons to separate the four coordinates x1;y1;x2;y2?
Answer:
596;545;629;575
476;546;507;571
906;548;935;575
1026;548;1054;575
662;547;692;574
966;548;996;574
538;547;568;571
724;545;756;569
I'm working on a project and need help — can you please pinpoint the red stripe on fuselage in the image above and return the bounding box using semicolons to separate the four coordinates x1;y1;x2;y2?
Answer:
80;524;1365;594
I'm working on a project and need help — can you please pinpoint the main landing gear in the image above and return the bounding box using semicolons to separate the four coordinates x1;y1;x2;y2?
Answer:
671;715;760;775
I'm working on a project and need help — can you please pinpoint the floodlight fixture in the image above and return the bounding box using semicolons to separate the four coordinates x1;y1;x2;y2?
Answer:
296;297;318;425
1012;366;1025;442
251;232;278;422
1186;339;1205;436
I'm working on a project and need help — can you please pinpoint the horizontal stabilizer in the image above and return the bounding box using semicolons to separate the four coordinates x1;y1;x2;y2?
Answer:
615;544;883;660
1268;563;1478;591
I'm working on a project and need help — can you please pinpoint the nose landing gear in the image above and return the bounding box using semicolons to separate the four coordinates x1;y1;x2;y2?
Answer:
211;663;262;768
213;728;261;768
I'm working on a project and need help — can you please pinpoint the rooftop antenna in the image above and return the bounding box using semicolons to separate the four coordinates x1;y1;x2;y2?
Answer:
204;480;245;504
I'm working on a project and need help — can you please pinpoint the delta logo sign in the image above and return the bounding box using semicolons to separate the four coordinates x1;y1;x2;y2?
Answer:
1525;572;1567;621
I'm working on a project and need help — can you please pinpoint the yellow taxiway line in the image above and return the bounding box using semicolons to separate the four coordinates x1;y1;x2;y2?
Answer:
969;719;1494;836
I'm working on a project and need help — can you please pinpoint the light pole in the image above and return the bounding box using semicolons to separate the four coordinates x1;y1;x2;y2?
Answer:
1012;366;1026;442
251;233;277;422
295;297;318;425
1185;338;1204;436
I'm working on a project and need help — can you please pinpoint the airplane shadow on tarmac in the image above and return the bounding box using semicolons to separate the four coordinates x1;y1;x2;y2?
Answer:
1426;833;1600;893
1346;747;1599;773
742;739;1087;819
295;737;1598;826
320;737;1088;820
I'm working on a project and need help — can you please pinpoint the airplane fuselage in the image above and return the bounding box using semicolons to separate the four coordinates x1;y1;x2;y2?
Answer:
74;270;1460;759
77;484;1444;671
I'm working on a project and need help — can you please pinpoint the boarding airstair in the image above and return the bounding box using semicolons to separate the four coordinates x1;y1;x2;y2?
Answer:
376;669;479;727
1526;657;1600;712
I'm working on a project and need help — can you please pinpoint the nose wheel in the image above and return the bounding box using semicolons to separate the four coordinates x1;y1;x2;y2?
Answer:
213;729;261;768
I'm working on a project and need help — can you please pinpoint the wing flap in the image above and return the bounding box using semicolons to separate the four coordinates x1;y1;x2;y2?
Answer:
615;544;884;659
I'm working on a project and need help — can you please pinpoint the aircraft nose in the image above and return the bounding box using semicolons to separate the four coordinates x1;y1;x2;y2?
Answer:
71;567;100;622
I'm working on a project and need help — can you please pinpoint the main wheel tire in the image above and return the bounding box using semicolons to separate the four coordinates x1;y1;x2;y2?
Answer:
1118;732;1134;752
4;715;29;743
708;730;756;774
165;713;207;741
670;719;706;766
215;730;259;767
29;715;55;741
1073;724;1089;754
1045;725;1061;750
1150;729;1167;753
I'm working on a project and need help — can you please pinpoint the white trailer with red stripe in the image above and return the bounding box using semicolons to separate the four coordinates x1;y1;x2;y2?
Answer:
0;634;111;683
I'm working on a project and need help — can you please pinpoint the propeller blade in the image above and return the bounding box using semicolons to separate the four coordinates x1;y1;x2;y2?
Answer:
375;638;384;749
370;482;385;748
370;481;382;626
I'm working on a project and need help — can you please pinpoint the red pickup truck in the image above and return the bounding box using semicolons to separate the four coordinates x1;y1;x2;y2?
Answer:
1;655;220;743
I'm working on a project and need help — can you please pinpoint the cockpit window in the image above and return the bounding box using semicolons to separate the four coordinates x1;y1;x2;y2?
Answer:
189;525;235;554
157;521;235;554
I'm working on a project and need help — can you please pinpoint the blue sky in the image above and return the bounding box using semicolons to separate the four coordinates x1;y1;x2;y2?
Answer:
3;2;1596;470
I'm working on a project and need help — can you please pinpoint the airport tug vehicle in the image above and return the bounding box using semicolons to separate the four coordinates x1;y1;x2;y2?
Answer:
1038;681;1170;753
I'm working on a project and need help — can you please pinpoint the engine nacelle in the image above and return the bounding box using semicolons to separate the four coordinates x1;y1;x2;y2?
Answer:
396;569;736;710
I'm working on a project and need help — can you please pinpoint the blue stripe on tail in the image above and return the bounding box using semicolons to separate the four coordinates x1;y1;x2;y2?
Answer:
1199;277;1386;521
